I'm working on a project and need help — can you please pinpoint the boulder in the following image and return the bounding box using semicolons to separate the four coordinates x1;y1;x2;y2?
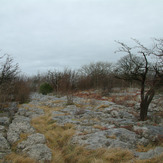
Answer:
23;144;52;161
0;133;11;159
119;111;134;119
135;147;163;159
2;102;18;117
72;131;108;149
137;137;149;146
17;107;44;119
106;128;138;149
0;117;10;125
138;126;163;141
107;139;131;149
7;116;35;144
110;110;119;118
0;125;5;133
18;133;46;149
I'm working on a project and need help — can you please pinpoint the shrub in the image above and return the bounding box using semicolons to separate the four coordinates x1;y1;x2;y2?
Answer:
0;55;19;107
13;77;31;104
39;83;53;95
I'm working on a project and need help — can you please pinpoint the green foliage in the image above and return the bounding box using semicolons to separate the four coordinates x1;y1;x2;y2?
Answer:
39;83;53;95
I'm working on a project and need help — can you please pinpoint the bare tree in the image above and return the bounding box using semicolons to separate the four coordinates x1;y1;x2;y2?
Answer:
0;54;19;104
115;39;163;121
46;70;62;96
80;61;113;90
0;55;19;85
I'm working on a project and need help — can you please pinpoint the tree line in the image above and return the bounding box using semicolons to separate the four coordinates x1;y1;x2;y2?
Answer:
0;38;162;121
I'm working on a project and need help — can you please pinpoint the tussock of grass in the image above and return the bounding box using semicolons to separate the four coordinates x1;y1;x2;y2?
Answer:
30;105;134;163
136;144;157;152
5;153;36;163
11;133;30;152
136;139;163;152
5;103;162;163
101;148;133;163
5;133;33;162
30;104;163;163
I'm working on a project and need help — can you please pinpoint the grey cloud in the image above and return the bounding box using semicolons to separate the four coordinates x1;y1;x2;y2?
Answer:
0;0;163;75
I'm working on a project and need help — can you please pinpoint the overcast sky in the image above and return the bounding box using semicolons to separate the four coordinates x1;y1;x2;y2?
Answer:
0;0;163;75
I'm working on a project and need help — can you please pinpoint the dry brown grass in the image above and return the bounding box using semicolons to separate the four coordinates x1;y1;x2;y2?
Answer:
75;100;88;109
52;100;64;104
136;139;163;153
106;135;117;139
11;133;30;152
154;111;163;118
30;104;135;163
136;144;157;152
5;153;36;163
111;95;135;106
96;104;109;110
93;125;108;131
5;133;35;163
5;101;163;163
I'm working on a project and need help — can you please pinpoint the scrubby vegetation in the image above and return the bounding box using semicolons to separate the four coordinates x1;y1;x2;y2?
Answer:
1;39;162;116
39;82;53;95
0;55;31;108
1;38;163;162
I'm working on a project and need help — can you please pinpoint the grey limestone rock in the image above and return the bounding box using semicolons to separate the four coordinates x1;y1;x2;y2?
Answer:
0;133;11;159
23;144;52;161
107;139;131;149
52;111;65;115
106;128;138;149
17;133;46;149
17;107;44;119
0;125;5;132
136;125;163;141
72;131;109;149
7;116;35;144
0;117;10;125
135;147;163;159
110;110;119;118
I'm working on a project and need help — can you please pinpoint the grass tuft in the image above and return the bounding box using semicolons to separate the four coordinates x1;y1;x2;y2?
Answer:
5;102;163;163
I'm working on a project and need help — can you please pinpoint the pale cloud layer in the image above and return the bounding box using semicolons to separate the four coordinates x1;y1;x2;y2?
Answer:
0;0;163;75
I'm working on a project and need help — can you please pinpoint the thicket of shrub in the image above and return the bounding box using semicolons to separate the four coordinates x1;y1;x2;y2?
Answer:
0;55;31;108
39;83;53;95
13;77;31;104
29;62;134;97
0;54;148;108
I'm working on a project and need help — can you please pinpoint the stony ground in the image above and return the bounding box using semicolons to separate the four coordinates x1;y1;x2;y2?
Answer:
0;89;163;162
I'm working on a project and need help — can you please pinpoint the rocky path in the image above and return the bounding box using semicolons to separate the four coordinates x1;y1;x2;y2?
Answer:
0;93;163;162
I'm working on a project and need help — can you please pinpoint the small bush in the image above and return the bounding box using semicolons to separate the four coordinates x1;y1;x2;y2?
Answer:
13;77;31;104
39;83;53;95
